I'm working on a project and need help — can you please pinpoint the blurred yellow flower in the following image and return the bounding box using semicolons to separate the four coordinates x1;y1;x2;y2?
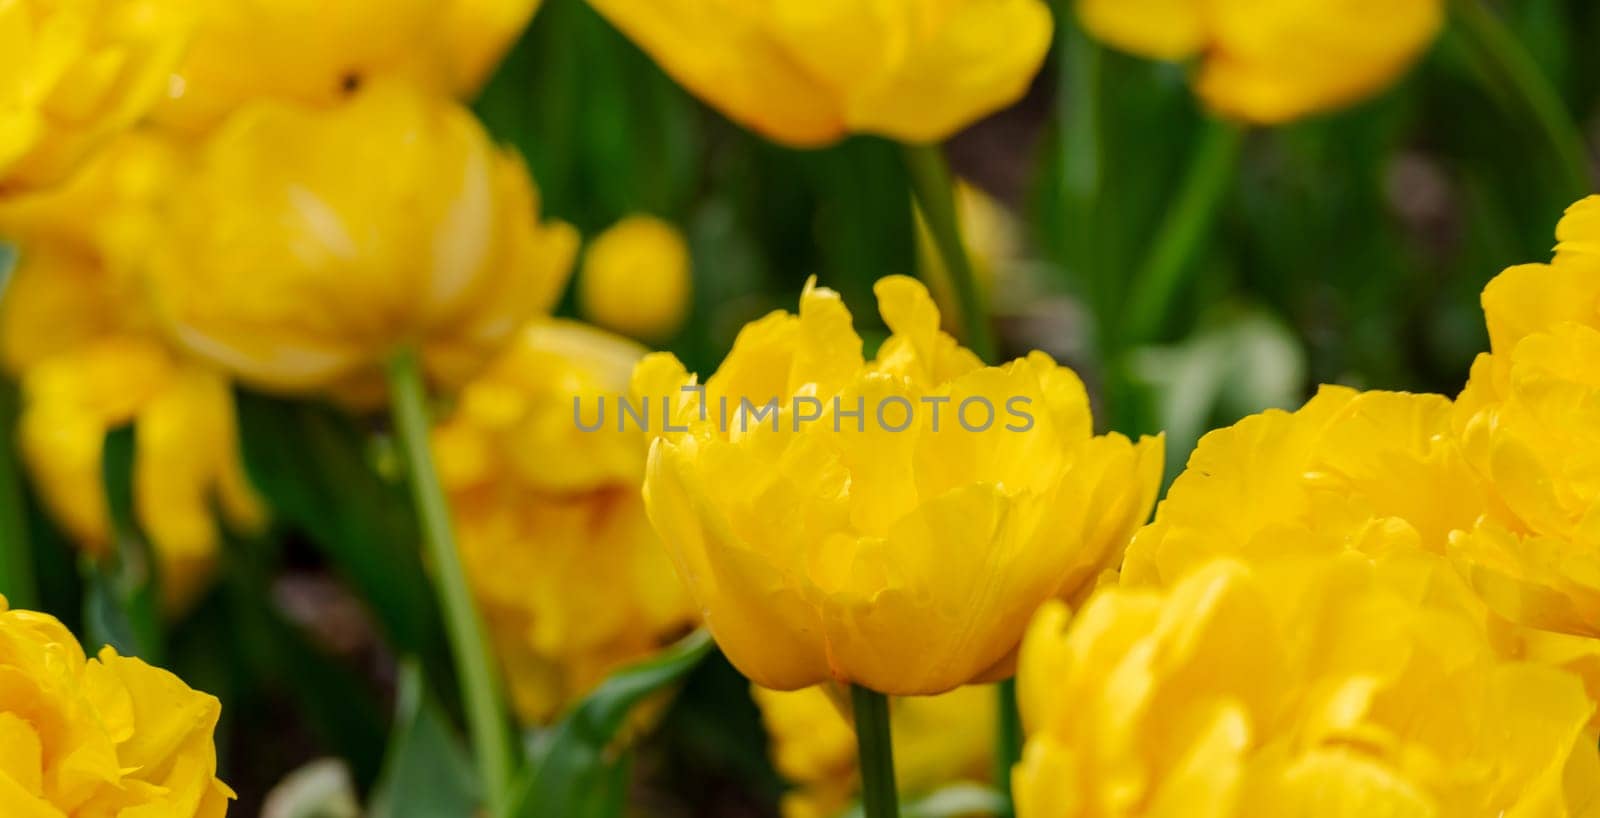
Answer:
156;0;541;133
147;80;578;405
635;276;1162;695
1446;197;1600;638
1123;384;1492;588
0;597;234;816
587;0;1054;147
0;0;190;192
1076;0;1443;124
754;683;995;818
579;215;693;342
1014;553;1600;818
0;136;263;613
433;320;697;724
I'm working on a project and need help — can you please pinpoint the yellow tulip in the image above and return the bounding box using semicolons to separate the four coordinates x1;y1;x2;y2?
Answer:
0;136;263;613
754;683;995;818
1076;0;1443;124
635;275;1162;695
0;0;190;192
147;80;578;405
1123;384;1492;588
586;0;1054;147
155;0;541;133
433;320;697;723
1445;198;1600;638
1014;553;1600;818
579;215;693;342
0;597;234;815
1122;377;1600;719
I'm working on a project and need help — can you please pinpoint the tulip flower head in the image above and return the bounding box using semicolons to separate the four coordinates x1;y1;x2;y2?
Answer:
587;0;1055;147
1123;384;1493;588
433;320;698;723
754;683;995;818
636;276;1162;695
0;0;191;192
1076;0;1444;124
148;80;578;405
1447;196;1600;638
0;597;234;816
0;136;263;612
156;0;541;132
1014;553;1600;817
579;215;693;342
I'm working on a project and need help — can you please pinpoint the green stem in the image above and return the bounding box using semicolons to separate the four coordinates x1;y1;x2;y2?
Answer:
1453;0;1592;202
994;679;1023;818
1121;119;1243;346
386;349;516;818
0;382;36;609
851;686;901;818
903;143;998;363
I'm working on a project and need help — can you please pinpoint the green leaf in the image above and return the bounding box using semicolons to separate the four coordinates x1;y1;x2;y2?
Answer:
261;759;362;818
1129;307;1307;484
233;391;447;673
509;629;715;818
84;426;162;661
369;661;481;818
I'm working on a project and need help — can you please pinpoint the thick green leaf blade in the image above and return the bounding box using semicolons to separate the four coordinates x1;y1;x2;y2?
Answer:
510;629;715;818
84;426;162;661
369;661;481;818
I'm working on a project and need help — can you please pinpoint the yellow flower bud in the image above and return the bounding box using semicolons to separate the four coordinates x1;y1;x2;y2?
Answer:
0;0;190;192
586;0;1054;147
156;0;541;133
1445;197;1600;639
1076;0;1443;124
0;597;234;815
434;320;698;724
635;276;1162;695
579;215;692;342
0;135;263;614
147;81;578;405
1014;553;1600;818
754;683;995;818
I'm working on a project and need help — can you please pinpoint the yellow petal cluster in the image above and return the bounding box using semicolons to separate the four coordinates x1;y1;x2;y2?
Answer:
147;80;578;405
586;0;1054;147
1076;0;1443;124
1123;384;1493;588
0;136;264;613
1447;196;1600;637
636;275;1162;695
754;683;995;818
1014;552;1600;818
1119;377;1600;699
0;597;234;816
432;320;697;724
0;0;190;192
155;0;540;133
578;215;693;342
